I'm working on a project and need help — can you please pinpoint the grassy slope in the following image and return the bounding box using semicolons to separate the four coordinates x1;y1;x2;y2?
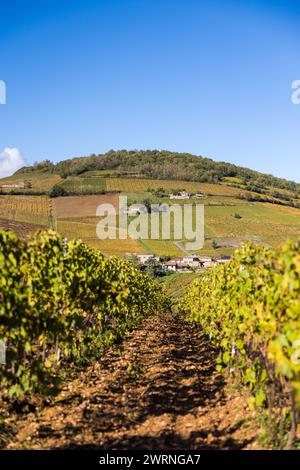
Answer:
54;199;300;257
0;172;62;193
1;171;300;257
159;272;200;299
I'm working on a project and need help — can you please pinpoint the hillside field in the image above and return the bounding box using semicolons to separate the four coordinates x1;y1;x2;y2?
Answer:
0;172;62;193
0;177;300;256
0;195;51;229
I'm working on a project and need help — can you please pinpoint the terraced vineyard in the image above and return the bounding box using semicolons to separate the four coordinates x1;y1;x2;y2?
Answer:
105;178;245;196
56;176;107;194
1;177;300;257
52;194;300;257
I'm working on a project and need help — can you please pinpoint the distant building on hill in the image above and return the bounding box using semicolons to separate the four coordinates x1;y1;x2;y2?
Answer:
169;191;190;200
0;182;26;189
122;204;148;215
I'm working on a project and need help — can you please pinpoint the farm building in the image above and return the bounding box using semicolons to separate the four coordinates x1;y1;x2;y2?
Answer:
162;261;192;272
136;254;159;264
169;191;190;200
179;256;201;268
0;182;26;189
122;204;148;215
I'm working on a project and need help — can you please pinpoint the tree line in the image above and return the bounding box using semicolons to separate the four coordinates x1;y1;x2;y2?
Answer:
16;149;300;196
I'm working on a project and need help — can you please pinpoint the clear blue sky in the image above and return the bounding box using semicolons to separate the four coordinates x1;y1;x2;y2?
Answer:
1;0;300;180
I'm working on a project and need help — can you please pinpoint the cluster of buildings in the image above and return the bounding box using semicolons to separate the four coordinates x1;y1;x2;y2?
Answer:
169;191;206;200
121;192;206;215
135;253;231;273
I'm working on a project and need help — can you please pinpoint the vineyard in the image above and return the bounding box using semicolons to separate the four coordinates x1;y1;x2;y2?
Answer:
3;0;300;455
0;230;167;398
2;227;300;449
55;177;107;195
0;195;50;227
182;240;300;448
105;178;245;196
1;176;300;257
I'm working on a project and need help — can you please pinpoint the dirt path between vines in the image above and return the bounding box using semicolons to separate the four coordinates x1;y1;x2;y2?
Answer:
3;312;262;450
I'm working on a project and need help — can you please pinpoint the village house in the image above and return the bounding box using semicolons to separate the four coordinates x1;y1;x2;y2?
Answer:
192;256;215;269
162;261;177;272
179;256;201;268
202;260;216;269
197;255;213;262
136;254;159;264
176;263;192;272
162;261;192;272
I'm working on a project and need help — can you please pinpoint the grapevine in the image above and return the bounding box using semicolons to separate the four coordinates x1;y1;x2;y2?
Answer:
182;240;300;448
0;230;167;397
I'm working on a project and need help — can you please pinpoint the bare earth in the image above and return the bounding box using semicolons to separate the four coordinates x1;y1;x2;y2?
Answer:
3;313;262;450
0;218;46;238
51;194;119;219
